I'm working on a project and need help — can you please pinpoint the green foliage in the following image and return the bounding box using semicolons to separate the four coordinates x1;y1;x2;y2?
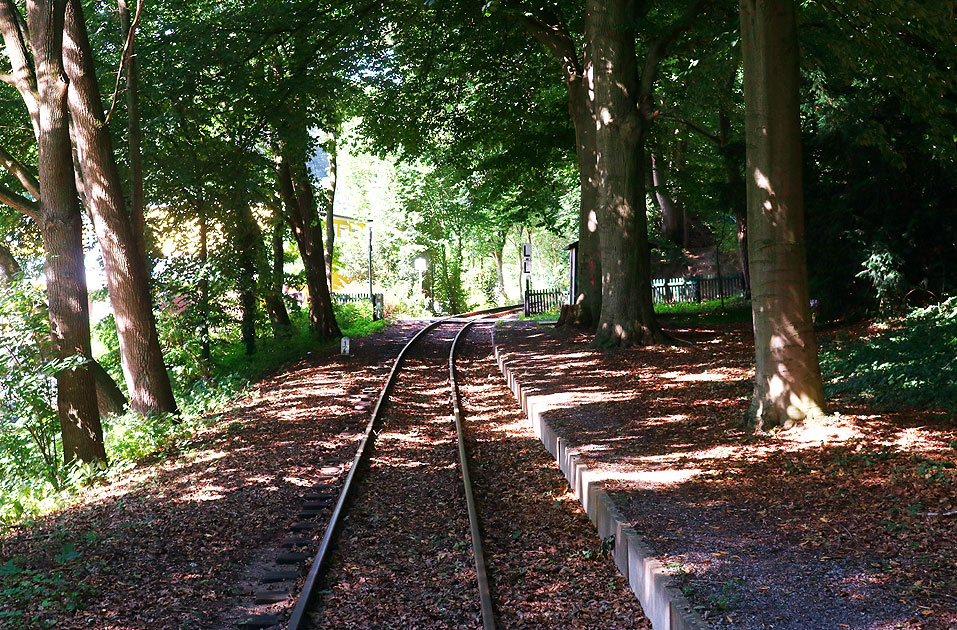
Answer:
522;308;562;322
334;300;387;338
654;297;751;324
0;552;95;628
0;281;69;526
820;298;957;413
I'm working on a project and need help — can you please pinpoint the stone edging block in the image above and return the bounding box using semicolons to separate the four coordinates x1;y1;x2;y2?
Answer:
492;329;710;630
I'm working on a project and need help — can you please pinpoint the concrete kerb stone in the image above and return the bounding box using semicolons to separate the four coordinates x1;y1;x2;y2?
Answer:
492;327;710;630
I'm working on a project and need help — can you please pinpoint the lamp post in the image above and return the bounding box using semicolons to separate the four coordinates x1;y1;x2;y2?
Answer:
367;219;376;320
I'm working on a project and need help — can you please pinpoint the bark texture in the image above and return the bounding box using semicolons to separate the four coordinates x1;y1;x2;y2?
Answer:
650;150;686;245
27;0;105;464
0;242;19;283
587;0;662;347
198;202;211;362
323;132;337;285
0;0;39;136
719;110;751;296
117;0;146;261
268;216;293;337
233;200;259;355
63;0;177;416
740;0;825;430
0;243;126;417
277;150;341;340
519;7;601;323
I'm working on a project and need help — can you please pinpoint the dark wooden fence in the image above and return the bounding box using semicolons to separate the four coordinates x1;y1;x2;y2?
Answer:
651;275;745;304
332;292;385;320
524;288;568;316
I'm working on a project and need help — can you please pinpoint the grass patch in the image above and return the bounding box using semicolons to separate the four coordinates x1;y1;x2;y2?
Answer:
820;297;957;413
656;297;751;324
521;308;562;322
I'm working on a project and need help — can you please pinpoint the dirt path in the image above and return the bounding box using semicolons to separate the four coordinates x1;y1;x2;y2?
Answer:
495;320;957;630
0;324;420;629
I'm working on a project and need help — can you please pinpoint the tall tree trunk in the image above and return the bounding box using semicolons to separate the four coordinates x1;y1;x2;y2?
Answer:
491;231;507;304
568;80;602;325
518;9;601;324
267;215;293;337
323;131;337;287
2;239;126;418
718;111;751;296
0;0;40;137
198;201;211;363
0;242;19;283
117;0;146;263
277;152;341;340
650;150;685;244
740;0;825;430
232;199;260;355
27;0;105;465
238;260;257;356
63;0;178;416
588;0;663;347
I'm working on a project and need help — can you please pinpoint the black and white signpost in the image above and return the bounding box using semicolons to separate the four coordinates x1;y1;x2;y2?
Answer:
522;243;532;316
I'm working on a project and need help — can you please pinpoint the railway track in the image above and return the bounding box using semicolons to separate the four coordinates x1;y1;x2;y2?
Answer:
279;306;519;629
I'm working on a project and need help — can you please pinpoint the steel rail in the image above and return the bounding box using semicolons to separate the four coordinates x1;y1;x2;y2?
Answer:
286;305;520;630
450;312;514;630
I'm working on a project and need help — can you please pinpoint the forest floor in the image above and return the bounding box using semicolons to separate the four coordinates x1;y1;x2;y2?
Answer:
495;320;957;630
0;320;647;629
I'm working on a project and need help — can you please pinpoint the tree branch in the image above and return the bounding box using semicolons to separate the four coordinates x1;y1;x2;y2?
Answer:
103;0;142;126
0;144;40;198
0;183;39;222
659;112;722;144
509;3;581;83
0;0;39;136
638;0;710;116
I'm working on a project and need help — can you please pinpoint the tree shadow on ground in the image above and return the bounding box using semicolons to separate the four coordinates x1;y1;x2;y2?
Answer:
497;321;956;630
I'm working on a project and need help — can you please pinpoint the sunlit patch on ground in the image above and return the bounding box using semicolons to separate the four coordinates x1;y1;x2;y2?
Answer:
498;321;956;630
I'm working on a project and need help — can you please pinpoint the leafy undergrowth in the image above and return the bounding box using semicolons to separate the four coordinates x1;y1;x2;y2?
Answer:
0;323;415;629
0;304;388;534
821;297;957;414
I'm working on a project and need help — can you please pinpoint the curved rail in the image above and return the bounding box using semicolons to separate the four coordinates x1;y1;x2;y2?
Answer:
450;317;498;630
287;305;520;630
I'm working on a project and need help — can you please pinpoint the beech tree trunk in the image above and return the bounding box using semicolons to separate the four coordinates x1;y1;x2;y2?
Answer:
740;0;825;430
27;0;105;465
323;131;337;286
568;81;602;326
1;242;126;417
63;0;177;416
650;150;685;245
0;0;40;137
198;202;211;362
277;150;341;340
268;216;293;337
232;200;259;355
491;232;507;304
587;0;663;347
718;111;751;296
518;8;601;325
117;0;146;262
0;242;19;283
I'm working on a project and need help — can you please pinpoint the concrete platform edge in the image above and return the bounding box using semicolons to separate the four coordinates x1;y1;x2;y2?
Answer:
492;328;710;630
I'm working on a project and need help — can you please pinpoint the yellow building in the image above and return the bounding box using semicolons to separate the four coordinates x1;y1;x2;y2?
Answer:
330;214;366;291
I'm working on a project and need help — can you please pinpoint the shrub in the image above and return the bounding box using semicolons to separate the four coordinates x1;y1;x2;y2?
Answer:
820;297;957;413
